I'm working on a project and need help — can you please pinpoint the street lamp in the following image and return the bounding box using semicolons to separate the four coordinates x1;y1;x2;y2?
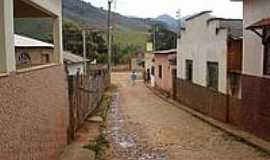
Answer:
107;0;113;80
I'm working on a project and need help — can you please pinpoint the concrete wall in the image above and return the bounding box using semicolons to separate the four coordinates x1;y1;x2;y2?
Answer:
25;0;61;16
154;54;174;93
243;0;270;76
0;0;16;73
177;13;228;94
0;65;69;160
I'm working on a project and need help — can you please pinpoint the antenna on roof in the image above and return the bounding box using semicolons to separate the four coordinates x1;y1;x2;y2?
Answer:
176;9;182;38
113;0;117;10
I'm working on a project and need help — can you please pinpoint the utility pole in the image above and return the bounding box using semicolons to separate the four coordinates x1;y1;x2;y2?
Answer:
153;24;156;51
82;29;87;73
176;9;182;38
107;0;113;78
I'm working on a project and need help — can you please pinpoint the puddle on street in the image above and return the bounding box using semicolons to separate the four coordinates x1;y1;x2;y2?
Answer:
106;92;168;160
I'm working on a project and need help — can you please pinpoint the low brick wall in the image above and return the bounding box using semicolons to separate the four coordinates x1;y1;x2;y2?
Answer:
0;65;69;160
228;97;242;127
176;76;270;142
240;74;270;141
175;78;228;122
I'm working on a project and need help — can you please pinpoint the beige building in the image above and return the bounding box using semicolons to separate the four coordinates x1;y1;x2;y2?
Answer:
176;11;242;122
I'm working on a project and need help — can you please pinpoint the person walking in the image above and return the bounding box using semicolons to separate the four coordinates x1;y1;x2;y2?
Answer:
131;71;137;86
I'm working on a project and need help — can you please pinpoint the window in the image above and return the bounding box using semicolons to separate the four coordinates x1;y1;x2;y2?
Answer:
186;60;193;81
207;62;219;90
158;65;162;79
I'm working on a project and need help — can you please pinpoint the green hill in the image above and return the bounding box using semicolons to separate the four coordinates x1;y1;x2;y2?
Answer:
15;0;153;50
62;0;153;50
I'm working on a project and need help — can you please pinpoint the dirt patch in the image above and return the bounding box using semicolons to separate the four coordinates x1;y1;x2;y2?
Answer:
61;86;115;160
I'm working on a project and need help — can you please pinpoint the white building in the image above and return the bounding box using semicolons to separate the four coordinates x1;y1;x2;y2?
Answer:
178;11;242;94
176;11;242;122
63;51;89;76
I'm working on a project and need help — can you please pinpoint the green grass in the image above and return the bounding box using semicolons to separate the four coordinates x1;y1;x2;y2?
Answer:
114;25;149;50
83;134;109;160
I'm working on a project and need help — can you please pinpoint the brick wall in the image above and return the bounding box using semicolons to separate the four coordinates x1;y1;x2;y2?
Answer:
0;65;69;160
176;75;270;142
175;78;228;122
240;74;270;141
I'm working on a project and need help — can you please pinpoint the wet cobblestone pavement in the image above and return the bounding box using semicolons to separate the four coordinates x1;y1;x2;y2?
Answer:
106;92;168;160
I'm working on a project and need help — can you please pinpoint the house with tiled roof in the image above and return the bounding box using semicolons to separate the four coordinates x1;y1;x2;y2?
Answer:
15;34;54;69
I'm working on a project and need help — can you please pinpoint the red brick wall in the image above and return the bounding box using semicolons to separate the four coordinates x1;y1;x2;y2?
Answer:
228;97;243;127
176;78;228;122
240;74;270;141
0;65;69;160
176;75;270;142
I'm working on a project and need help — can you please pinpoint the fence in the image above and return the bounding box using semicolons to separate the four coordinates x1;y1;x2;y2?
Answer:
67;68;110;142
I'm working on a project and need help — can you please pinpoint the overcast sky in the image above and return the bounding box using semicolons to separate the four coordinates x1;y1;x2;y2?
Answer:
85;0;243;19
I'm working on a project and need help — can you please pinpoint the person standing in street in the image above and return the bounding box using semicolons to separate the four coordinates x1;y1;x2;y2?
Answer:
131;71;137;86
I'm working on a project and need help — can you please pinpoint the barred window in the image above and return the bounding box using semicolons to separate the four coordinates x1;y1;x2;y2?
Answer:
207;62;219;90
186;60;193;81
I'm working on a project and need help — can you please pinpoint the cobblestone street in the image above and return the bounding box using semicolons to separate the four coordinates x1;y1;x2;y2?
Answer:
107;72;270;160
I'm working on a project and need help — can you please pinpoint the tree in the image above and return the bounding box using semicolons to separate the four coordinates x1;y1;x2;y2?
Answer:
148;23;177;51
62;21;107;62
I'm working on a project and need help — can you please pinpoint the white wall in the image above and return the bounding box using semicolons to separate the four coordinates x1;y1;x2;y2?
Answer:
243;0;270;76
177;13;228;94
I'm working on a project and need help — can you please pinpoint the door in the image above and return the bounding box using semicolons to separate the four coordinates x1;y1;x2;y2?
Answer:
172;69;177;100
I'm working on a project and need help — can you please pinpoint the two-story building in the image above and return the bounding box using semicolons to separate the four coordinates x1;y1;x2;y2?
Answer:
231;0;270;141
0;0;68;159
177;11;243;122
